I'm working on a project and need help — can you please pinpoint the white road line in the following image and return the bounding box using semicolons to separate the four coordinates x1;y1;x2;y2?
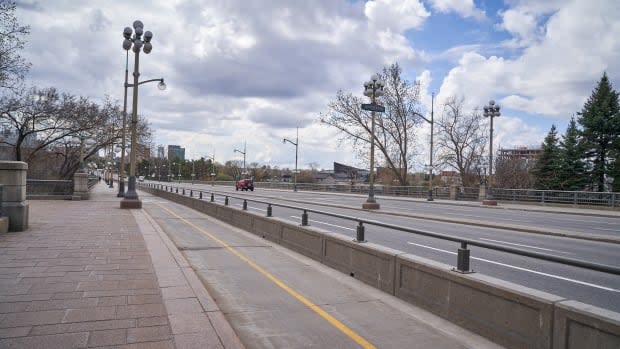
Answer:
289;216;356;231
479;238;557;252
406;242;620;293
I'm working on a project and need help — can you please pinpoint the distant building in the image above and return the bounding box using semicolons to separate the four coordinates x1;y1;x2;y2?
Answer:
157;146;165;158
498;146;542;160
167;145;185;161
440;170;462;185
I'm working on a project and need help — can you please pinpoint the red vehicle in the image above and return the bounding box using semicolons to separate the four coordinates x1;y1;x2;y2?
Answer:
235;178;254;191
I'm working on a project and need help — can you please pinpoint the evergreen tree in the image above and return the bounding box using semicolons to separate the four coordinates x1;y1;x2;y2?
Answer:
559;117;587;190
577;72;620;191
532;125;562;190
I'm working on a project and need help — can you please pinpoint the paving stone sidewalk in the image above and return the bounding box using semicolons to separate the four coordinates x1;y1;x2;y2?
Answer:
0;183;242;349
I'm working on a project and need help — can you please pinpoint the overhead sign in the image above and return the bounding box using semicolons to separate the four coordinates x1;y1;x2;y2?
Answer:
361;103;385;113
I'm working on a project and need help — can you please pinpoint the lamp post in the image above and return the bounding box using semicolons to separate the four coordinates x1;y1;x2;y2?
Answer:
362;74;385;210
120;20;162;209
191;159;195;184
415;93;435;201
483;100;501;205
209;153;216;186
234;142;247;176
283;127;299;192
118;61;165;196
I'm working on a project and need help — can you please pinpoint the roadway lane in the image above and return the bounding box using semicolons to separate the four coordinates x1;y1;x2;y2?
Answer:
145;182;620;311
200;184;620;239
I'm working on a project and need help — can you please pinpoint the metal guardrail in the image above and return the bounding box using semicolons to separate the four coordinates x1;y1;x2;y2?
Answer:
87;176;98;189
26;179;73;196
140;182;620;276
176;180;619;208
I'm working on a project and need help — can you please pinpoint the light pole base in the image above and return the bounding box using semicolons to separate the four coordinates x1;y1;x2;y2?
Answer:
120;198;142;209
362;202;380;210
117;181;125;197
482;199;498;206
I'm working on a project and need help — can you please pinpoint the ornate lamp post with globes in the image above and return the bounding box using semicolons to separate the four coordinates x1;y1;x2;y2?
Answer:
482;100;501;206
120;20;162;209
361;74;385;210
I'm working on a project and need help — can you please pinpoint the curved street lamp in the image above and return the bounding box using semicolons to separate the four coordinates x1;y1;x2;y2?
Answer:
120;20;162;209
362;74;385;210
234;142;247;176
483;100;501;205
283;127;299;192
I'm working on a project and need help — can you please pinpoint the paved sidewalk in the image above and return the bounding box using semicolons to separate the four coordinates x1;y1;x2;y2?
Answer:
0;183;242;349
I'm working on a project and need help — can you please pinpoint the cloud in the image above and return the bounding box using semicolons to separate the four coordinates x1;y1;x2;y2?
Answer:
438;0;620;119
364;0;430;32
428;0;485;21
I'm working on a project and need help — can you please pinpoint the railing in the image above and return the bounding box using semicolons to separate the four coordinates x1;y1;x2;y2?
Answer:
140;182;620;276
172;181;619;208
26;179;73;197
87;176;98;189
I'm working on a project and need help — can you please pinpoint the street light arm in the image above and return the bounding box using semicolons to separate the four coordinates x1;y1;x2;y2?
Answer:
126;78;165;87
283;138;297;146
234;149;245;155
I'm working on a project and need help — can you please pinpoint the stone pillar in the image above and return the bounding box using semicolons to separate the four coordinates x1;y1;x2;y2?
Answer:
449;184;458;200
73;172;89;200
478;185;487;201
0;161;29;232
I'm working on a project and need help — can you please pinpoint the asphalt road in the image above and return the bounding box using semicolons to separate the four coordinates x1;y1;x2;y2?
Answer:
146;182;620;312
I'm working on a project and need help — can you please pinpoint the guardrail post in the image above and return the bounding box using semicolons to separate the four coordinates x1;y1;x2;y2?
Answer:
355;222;366;242
612;193;616;208
190;190;193;197
210;193;214;202
454;242;473;273
176;187;178;194
182;188;185;195
243;200;247;210
199;191;203;199
301;210;308;226
267;204;272;217
225;196;229;206
541;191;545;203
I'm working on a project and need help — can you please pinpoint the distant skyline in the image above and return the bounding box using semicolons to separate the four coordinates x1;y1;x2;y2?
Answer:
14;0;620;170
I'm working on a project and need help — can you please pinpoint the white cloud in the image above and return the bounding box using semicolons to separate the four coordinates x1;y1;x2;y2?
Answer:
428;0;485;20
438;0;620;119
365;0;430;32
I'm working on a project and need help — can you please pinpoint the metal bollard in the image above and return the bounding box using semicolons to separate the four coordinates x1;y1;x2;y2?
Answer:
225;196;229;206
301;210;308;226
183;188;185;195
243;200;247;210
199;191;203;199
210;193;214;202
356;222;365;242
455;242;473;273
176;187;178;193
190;190;193;197
266;204;272;217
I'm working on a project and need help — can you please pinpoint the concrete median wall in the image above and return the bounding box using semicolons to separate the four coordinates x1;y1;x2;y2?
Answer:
139;184;620;349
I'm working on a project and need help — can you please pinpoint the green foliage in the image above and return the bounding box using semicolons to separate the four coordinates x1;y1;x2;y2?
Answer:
558;117;588;190
577;72;620;191
532;125;563;189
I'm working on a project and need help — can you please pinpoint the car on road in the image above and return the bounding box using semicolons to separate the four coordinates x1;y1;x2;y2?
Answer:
138;176;145;182
236;178;254;191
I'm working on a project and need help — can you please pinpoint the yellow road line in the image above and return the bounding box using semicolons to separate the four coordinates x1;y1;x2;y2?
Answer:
156;204;376;349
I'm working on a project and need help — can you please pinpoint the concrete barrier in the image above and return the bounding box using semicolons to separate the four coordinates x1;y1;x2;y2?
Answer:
323;233;398;294
395;253;561;349
140;185;620;349
553;300;620;349
252;216;282;243
279;223;323;261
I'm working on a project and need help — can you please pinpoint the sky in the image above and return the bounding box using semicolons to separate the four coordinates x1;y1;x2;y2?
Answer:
14;0;620;171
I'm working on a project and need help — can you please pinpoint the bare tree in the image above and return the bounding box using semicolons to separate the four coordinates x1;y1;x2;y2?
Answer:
0;1;30;92
494;155;535;189
321;63;423;185
435;96;487;187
